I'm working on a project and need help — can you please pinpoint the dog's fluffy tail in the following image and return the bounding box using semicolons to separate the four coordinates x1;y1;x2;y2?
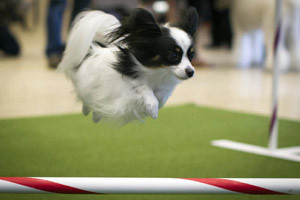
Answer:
58;11;120;77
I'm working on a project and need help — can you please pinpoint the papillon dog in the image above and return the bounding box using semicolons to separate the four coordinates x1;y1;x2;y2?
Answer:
58;7;199;125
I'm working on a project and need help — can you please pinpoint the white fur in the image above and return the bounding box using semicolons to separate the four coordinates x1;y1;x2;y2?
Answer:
58;11;120;77
58;11;194;126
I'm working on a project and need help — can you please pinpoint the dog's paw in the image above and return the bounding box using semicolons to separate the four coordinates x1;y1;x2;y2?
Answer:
82;105;90;116
92;112;101;123
144;100;159;119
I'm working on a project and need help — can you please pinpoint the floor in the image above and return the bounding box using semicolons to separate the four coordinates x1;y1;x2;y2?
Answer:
0;2;300;122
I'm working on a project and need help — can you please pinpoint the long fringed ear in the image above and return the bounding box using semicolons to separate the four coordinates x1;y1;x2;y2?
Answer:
110;8;162;44
176;7;199;36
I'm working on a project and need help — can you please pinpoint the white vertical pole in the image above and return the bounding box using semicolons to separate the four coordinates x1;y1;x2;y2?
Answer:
268;0;281;151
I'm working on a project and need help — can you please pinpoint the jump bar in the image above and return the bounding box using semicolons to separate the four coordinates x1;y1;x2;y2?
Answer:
0;177;300;195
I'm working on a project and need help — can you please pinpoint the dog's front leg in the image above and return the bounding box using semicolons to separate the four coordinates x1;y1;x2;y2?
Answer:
154;89;170;109
135;86;159;119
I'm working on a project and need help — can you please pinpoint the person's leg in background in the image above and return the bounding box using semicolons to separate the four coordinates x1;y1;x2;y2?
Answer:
187;0;210;67
71;0;91;22
46;0;67;68
0;25;20;56
208;0;232;49
46;0;91;69
222;8;232;49
210;1;222;48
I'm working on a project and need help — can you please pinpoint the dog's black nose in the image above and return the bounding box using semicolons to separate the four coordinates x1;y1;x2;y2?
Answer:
185;68;194;77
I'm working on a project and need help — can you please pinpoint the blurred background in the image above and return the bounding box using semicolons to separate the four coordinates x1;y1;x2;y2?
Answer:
0;0;299;120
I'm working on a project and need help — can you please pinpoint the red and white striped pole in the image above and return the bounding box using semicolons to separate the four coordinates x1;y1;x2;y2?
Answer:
0;177;299;195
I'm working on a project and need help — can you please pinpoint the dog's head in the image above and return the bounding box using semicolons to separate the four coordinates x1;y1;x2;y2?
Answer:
110;7;199;80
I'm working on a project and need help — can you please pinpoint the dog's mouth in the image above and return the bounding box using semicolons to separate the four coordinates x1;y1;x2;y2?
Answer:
174;74;189;80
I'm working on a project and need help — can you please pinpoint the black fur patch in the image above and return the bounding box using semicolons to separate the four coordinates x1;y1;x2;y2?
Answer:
109;8;162;44
108;9;163;67
113;47;140;79
154;35;183;66
93;41;107;48
130;26;184;67
109;8;163;67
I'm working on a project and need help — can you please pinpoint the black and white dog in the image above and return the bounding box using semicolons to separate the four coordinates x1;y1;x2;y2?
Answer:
58;8;199;125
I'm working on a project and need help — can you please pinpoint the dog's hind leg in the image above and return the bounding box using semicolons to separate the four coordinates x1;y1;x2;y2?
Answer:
92;112;101;123
82;104;90;116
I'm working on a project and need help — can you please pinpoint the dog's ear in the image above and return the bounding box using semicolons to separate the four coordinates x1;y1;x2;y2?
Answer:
109;8;164;67
110;8;162;43
125;8;162;37
176;7;199;36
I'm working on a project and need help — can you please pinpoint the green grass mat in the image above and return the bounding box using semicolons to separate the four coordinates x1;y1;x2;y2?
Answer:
0;104;299;200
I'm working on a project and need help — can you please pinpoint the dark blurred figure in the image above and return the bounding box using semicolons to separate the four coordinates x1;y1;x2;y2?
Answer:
187;0;232;49
92;0;139;20
46;0;91;68
185;0;211;66
207;0;232;49
188;0;211;24
0;0;22;56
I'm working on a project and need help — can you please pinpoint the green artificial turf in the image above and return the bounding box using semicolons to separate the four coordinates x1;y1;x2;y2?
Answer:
0;104;299;200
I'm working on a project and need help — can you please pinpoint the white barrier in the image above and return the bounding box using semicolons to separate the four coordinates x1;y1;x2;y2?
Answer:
0;177;299;195
212;0;300;162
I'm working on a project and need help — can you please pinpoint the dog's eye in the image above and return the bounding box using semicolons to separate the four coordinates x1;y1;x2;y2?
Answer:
188;51;195;61
168;52;180;63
